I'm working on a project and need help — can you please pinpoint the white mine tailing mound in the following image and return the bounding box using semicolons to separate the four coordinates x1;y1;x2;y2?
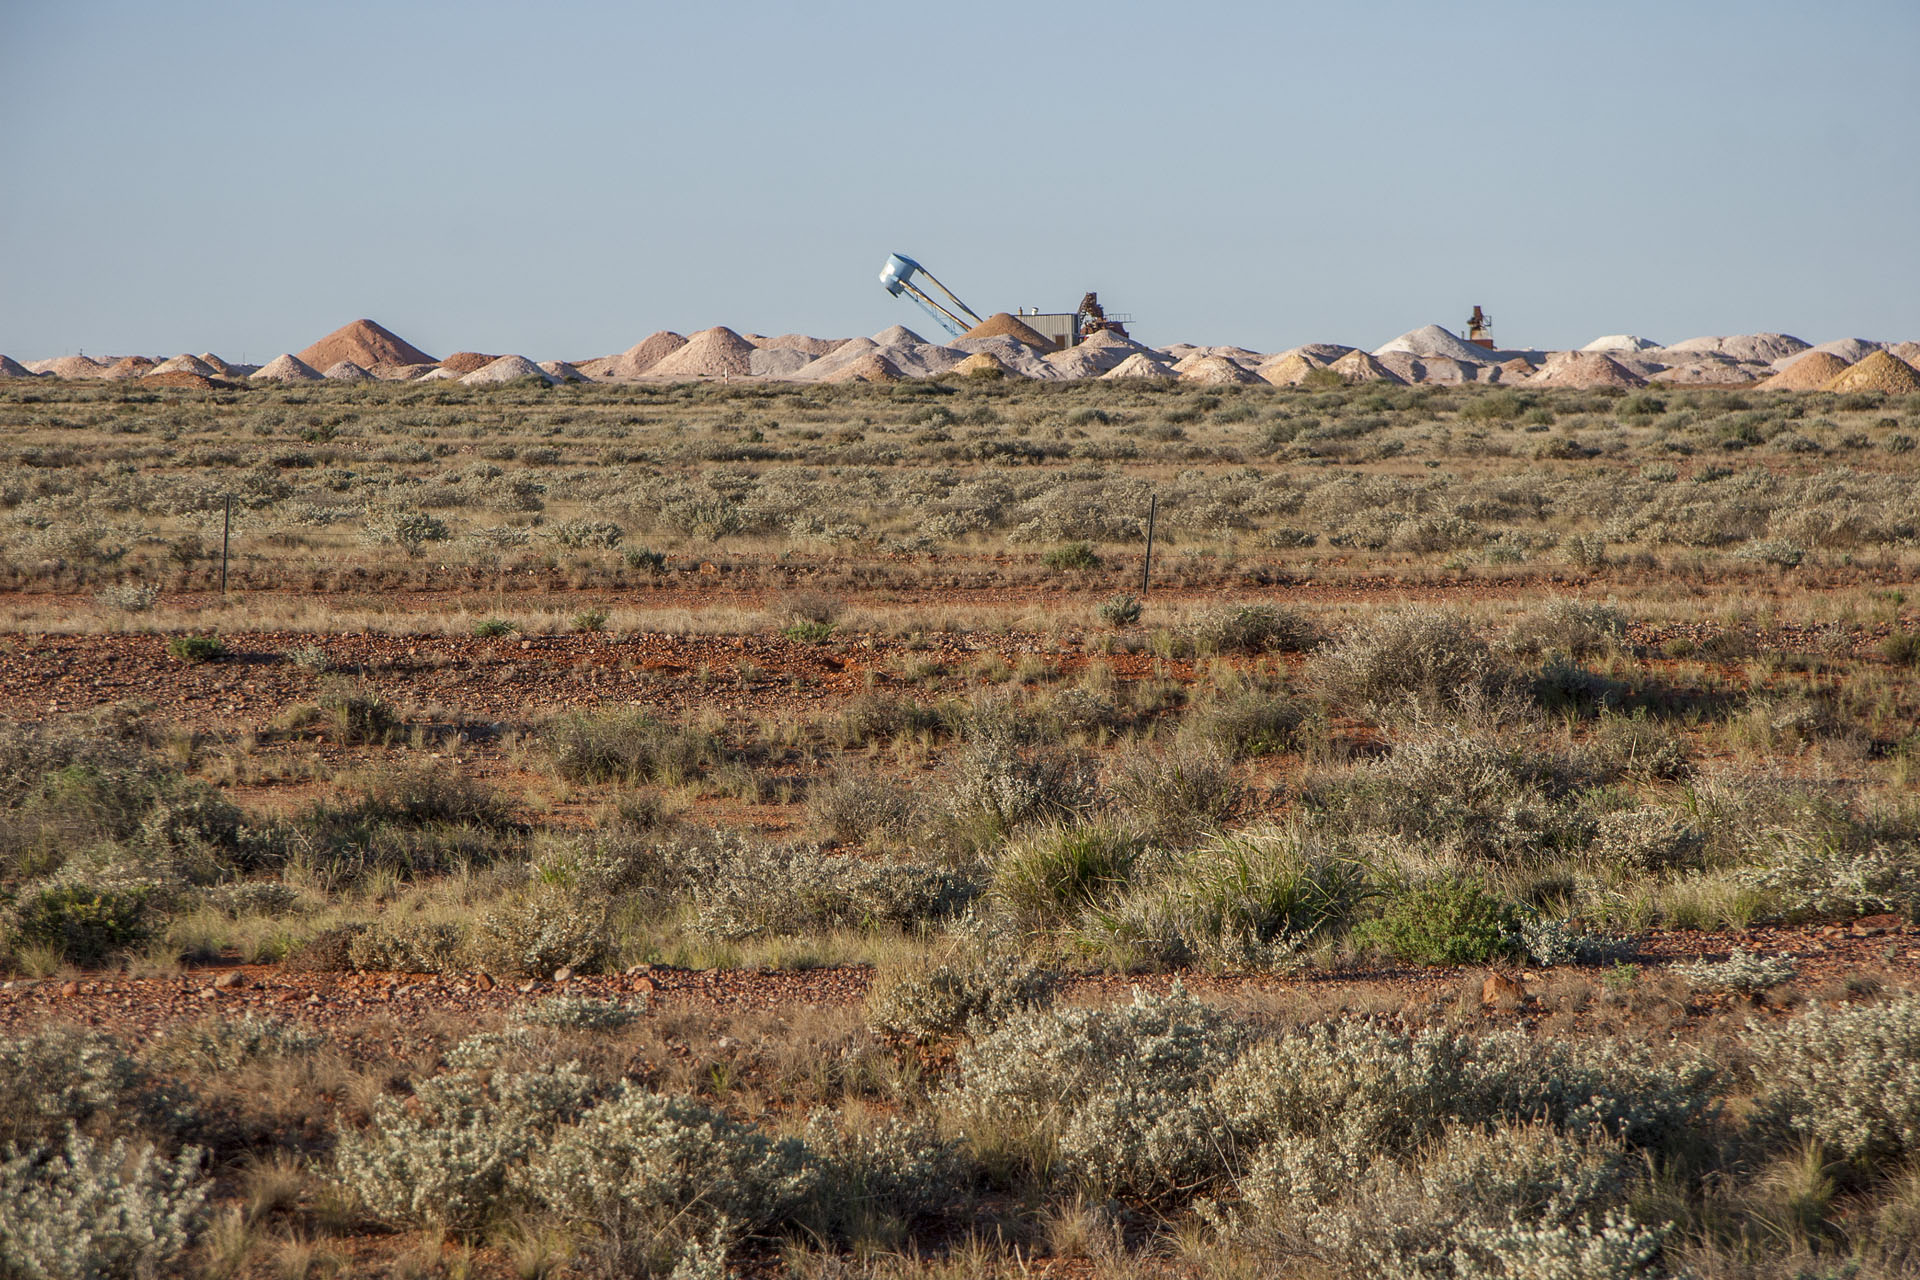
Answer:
791;337;878;381
1373;323;1495;364
538;361;588;383
1330;349;1406;384
644;327;755;378
1651;361;1762;386
251;354;323;382
148;354;221;378
323;361;373;381
870;324;926;346
1580;335;1663;353
1179;355;1261;385
885;342;968;378
1256;352;1324;386
1102;352;1176;380
759;334;841;357
749;348;816;378
1659;333;1808;364
29;356;105;378
461;355;555;386
1782;338;1883;367
1530;351;1647;389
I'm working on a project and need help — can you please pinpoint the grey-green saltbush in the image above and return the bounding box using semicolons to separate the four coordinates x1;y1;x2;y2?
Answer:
0;1130;208;1280
1748;996;1920;1165
940;985;1248;1200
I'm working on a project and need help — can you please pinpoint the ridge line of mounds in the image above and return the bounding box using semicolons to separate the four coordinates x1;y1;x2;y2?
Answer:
8;316;1919;390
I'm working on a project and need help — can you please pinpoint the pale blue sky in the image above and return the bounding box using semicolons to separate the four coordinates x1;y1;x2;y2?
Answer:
4;0;1916;360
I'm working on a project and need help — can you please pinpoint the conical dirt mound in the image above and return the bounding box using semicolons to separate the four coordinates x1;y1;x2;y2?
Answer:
1179;355;1261;385
1822;351;1920;394
952;351;1013;379
251;354;324;382
820;352;905;383
37;356;105;378
1330;349;1407;384
438;352;498;375
961;313;1056;350
596;332;689;378
1529;352;1646;389
1102;352;1176;380
646;327;756;379
461;355;555;386
297;319;435;370
323;361;374;381
99;356;156;380
0;355;33;378
1757;351;1850;390
1257;352;1322;386
149;354;220;378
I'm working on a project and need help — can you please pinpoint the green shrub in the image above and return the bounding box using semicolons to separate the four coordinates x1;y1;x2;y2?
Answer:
8;881;157;966
513;994;648;1032
153;1013;323;1072
472;618;517;639
165;635;226;664
545;709;720;786
1042;541;1101;571
993;823;1145;928
571;608;609;633
782;619;836;644
1883;630;1920;669
938;735;1095;848
1098;592;1142;627
1087;825;1366;969
1355;876;1519;966
623;547;668;574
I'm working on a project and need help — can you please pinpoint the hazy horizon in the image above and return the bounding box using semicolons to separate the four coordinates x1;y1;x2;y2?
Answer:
5;0;1916;360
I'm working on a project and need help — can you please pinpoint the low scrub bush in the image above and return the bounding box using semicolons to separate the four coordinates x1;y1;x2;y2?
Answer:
1671;949;1796;995
520;1084;818;1273
865;941;1057;1042
1086;825;1366;969
806;770;922;846
1191;603;1321;655
992;823;1145;928
941;985;1249;1200
152;1013;322;1072
513;994;648;1032
545;709;721;786
938;735;1095;849
1747;996;1920;1166
0;1029;147;1151
334;1060;599;1236
0;1131;208;1280
1180;688;1317;757
1309;607;1504;712
1503;598;1629;658
466;882;611;978
1354;875;1520;966
1103;739;1242;846
687;839;979;941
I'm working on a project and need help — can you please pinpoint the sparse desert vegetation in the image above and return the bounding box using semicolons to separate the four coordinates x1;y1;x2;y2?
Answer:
3;376;1920;1276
